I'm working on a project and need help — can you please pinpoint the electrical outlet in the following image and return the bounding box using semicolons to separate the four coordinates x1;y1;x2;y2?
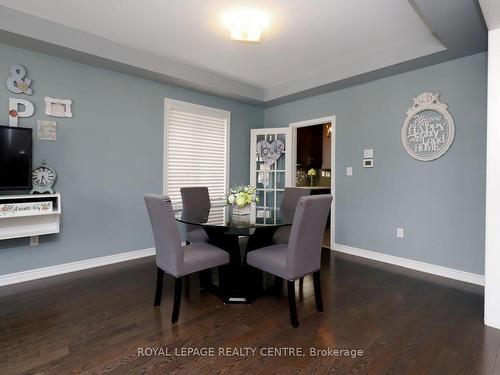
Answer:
346;167;353;176
396;228;404;238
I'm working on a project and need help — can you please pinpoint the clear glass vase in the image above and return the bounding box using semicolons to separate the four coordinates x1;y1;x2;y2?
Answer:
232;205;251;216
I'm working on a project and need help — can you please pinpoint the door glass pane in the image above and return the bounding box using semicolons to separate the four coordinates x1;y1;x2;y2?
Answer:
268;172;275;189
268;160;275;170
266;190;275;208
256;171;272;189
256;160;266;171
256;190;264;206
256;208;271;224
276;152;285;170
276;190;284;208
276;172;285;189
265;208;275;224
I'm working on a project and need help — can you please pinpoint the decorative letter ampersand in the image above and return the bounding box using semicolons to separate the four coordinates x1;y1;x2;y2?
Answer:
6;64;33;95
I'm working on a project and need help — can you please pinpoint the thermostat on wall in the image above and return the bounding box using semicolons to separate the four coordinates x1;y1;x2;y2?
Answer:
364;149;374;158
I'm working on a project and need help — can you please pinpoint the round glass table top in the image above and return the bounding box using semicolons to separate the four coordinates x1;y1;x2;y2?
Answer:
175;205;293;229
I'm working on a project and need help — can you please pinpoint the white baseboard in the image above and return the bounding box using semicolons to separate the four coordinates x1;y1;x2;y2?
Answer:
484;317;500;330
0;247;156;287
333;243;485;286
0;243;485;288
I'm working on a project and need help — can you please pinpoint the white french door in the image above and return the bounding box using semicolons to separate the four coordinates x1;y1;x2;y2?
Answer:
250;128;292;224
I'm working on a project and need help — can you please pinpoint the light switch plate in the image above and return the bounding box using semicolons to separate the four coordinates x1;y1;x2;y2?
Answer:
397;228;404;238
364;149;374;158
346;167;353;176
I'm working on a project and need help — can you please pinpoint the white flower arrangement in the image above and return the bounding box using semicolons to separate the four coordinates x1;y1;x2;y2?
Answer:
226;185;258;208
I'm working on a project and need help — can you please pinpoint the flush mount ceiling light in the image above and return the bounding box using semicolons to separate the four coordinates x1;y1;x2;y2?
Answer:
221;8;271;42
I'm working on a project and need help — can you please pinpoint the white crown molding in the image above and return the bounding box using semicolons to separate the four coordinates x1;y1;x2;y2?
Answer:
479;0;500;31
264;33;446;101
0;6;265;104
0;247;155;287
333;243;484;286
0;2;486;106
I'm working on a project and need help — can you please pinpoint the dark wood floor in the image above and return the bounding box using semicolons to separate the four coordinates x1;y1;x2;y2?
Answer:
0;249;499;375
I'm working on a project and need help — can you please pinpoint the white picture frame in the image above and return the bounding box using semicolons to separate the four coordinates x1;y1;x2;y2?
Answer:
44;97;73;118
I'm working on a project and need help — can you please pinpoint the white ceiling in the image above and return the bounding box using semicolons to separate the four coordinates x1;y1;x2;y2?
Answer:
479;0;500;30
0;0;445;101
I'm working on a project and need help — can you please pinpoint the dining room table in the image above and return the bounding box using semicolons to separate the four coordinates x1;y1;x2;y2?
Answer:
175;205;293;304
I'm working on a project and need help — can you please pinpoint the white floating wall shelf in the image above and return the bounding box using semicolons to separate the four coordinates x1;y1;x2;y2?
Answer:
0;194;61;240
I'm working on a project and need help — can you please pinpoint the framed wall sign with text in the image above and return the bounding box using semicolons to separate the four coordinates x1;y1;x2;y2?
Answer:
401;92;455;162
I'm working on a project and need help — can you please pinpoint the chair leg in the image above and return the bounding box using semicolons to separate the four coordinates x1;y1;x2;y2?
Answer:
200;269;212;290
154;267;164;307
274;276;283;298
313;271;324;312
243;265;254;304
298;277;304;300
171;277;183;324
287;280;299;328
218;265;231;302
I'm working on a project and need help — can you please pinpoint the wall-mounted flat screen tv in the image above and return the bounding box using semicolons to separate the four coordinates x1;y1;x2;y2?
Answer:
0;126;33;191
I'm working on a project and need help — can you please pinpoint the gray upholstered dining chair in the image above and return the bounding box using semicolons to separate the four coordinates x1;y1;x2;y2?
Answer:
272;187;311;244
273;188;313;293
144;194;229;324
180;187;211;244
246;194;332;328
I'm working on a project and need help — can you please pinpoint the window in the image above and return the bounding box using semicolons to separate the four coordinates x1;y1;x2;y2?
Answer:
164;99;230;209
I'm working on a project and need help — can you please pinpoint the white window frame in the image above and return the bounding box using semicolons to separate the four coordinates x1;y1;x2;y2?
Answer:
163;98;230;209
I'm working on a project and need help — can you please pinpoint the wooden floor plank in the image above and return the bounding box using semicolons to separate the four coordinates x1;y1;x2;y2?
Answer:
0;249;498;374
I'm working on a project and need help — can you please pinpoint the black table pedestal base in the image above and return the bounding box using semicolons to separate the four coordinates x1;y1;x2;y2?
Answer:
205;227;277;304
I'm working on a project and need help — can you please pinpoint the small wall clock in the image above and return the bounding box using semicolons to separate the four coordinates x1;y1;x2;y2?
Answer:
31;161;57;194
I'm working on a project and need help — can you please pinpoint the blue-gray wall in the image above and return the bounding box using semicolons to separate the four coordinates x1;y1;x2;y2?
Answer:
0;42;487;277
0;42;264;275
264;52;487;275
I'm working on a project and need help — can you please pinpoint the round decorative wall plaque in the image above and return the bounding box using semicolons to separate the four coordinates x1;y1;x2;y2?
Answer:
401;92;455;161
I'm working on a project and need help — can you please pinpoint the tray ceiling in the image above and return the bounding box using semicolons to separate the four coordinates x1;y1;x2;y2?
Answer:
0;0;486;104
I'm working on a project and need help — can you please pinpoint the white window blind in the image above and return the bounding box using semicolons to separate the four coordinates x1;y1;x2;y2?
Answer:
165;99;230;209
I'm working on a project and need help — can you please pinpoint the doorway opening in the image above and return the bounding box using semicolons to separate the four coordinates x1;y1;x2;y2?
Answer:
289;116;336;248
